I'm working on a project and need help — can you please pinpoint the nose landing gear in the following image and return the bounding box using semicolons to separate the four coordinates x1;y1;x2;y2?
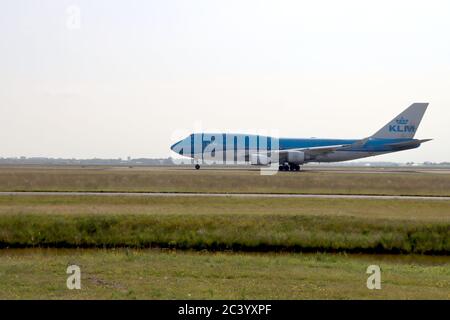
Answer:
195;164;200;170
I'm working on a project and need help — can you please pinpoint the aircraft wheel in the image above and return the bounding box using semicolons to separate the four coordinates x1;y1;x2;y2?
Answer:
195;164;200;170
278;165;284;171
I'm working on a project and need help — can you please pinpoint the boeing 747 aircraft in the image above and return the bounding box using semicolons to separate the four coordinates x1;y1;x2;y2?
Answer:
170;103;431;171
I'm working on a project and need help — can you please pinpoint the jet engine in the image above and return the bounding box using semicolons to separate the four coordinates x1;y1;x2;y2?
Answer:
287;151;305;164
250;154;270;165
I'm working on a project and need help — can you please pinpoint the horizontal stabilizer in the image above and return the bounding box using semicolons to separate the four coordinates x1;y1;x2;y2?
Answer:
385;138;432;148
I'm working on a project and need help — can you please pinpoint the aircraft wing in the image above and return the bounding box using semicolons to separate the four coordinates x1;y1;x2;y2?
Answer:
254;144;351;163
278;144;350;156
338;137;369;150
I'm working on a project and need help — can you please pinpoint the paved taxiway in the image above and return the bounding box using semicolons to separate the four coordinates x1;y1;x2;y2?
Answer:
1;191;449;201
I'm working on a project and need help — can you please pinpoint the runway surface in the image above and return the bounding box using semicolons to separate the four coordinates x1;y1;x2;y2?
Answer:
1;191;449;201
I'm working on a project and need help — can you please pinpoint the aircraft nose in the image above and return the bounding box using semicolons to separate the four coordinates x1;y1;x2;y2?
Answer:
170;141;180;152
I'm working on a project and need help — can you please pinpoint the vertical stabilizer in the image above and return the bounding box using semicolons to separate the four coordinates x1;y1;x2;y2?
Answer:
371;103;428;139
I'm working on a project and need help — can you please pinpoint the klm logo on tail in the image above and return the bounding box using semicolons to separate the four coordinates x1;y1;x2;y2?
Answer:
389;117;415;133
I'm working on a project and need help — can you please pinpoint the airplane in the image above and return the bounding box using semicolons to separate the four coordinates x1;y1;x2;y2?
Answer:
170;103;431;171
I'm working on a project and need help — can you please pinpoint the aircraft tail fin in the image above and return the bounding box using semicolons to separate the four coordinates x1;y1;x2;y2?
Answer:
370;103;429;139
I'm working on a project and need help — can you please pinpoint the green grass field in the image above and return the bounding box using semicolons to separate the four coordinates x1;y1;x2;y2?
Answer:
1;166;450;196
1;249;448;299
0;195;448;254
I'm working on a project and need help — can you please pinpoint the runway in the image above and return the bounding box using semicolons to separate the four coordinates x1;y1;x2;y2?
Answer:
1;191;449;201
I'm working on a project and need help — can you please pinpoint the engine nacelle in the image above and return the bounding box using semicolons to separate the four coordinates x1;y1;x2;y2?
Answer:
287;151;305;164
250;154;270;165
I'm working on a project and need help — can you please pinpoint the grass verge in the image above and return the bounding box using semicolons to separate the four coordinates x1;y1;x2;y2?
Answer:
0;195;448;254
0;212;448;254
1;166;450;196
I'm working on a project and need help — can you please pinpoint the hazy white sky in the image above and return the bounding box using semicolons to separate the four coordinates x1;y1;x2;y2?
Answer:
1;0;449;162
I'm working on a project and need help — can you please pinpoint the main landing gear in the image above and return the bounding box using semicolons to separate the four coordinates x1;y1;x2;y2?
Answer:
278;163;301;171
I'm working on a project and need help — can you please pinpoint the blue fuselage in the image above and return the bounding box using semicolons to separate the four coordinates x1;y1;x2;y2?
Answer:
171;133;421;164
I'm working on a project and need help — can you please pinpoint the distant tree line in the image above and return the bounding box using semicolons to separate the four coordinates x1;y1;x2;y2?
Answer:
0;157;448;167
0;157;175;166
